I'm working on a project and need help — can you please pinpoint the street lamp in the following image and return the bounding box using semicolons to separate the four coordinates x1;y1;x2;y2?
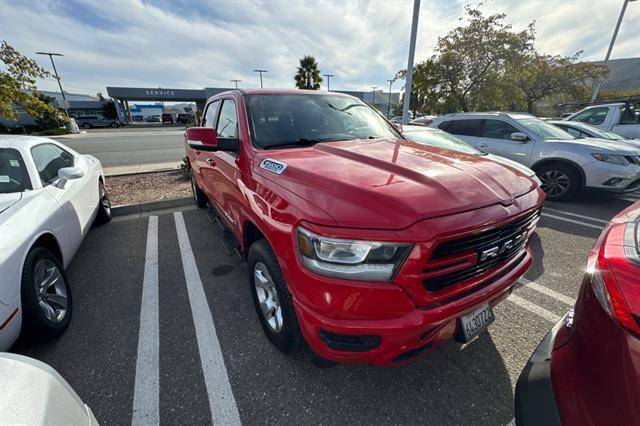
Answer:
231;79;242;89
386;79;394;118
402;0;420;124
591;0;637;102
323;74;334;91
371;86;378;106
36;51;69;117
253;69;268;89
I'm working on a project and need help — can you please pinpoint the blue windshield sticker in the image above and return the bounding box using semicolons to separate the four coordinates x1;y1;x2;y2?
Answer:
260;159;288;175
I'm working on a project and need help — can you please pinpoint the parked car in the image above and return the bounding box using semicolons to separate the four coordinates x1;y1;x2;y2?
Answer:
430;112;640;200
186;89;544;366
162;113;174;124
145;115;161;123
0;136;111;351
408;115;437;126
0;353;98;424
176;113;194;124
515;201;640;425
548;119;637;144
75;115;120;129
402;125;541;186
132;115;144;122
567;102;640;139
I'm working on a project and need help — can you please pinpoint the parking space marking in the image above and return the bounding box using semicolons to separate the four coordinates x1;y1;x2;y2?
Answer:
507;294;562;323
543;207;609;224
518;278;576;306
174;212;241;425
132;216;160;426
541;212;603;230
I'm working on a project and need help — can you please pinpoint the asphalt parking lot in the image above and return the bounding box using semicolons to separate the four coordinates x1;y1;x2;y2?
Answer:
13;190;640;425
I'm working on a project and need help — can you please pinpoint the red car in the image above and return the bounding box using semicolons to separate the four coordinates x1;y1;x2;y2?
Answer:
185;89;544;366
516;202;640;424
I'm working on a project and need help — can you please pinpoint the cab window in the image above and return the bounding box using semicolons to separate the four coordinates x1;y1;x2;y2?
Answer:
482;120;519;140
571;107;608;125
216;99;238;139
202;100;220;127
31;144;75;186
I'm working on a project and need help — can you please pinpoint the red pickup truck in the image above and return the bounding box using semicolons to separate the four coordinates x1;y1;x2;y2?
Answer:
185;89;545;366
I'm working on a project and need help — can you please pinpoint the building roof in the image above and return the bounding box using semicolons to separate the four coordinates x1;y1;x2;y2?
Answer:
592;57;640;92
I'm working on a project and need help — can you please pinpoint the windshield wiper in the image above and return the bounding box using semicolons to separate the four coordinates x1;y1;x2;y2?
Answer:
264;138;322;150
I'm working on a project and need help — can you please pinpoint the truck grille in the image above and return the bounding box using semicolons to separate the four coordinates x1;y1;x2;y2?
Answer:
422;209;540;292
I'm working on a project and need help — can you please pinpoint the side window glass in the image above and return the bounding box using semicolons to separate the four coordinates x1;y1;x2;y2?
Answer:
217;100;238;139
31;144;74;185
572;107;608;125
202;101;220;127
446;119;481;137
483;120;519;140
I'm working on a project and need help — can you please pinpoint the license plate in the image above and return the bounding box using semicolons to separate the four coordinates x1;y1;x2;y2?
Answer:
458;303;495;343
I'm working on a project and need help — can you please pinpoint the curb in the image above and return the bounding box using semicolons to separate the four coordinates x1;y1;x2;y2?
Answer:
112;197;193;217
106;166;179;177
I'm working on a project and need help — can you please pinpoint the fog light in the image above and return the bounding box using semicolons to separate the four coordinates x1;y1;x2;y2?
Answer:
603;178;623;186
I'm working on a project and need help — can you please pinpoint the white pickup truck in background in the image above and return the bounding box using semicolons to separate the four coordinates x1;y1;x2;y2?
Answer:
567;102;640;139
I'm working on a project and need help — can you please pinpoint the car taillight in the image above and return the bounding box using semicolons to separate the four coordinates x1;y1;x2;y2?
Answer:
587;220;640;335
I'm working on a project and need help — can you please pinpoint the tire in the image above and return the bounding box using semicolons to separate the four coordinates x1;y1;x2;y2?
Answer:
536;163;581;201
20;247;72;339
95;181;112;224
110;122;119;128
82;123;91;129
191;173;207;208
248;239;302;354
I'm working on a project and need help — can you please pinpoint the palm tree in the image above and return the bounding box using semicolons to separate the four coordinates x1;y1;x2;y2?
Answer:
294;55;323;90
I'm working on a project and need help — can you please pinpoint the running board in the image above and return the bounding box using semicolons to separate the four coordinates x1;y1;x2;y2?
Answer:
207;203;242;258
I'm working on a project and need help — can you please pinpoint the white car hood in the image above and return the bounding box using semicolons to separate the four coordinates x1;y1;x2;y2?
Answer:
0;193;22;215
559;137;640;155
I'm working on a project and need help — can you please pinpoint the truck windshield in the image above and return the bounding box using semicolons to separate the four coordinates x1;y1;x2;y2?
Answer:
517;118;575;140
245;93;399;149
0;148;30;193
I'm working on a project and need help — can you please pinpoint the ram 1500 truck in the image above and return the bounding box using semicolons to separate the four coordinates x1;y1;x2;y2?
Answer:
185;89;545;366
567;102;640;139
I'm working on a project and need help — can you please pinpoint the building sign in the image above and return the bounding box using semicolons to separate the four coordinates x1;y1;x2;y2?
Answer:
144;89;176;96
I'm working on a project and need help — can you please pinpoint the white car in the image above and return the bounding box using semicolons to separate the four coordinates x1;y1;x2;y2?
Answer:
402;125;542;186
0;136;111;351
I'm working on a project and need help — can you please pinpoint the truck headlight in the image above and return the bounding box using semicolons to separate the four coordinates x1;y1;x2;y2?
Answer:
592;153;630;166
296;227;411;281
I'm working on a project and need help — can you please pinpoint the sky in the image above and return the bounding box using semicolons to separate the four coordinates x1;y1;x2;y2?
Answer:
1;0;638;97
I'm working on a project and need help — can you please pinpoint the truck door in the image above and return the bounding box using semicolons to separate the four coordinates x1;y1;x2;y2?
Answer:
196;100;221;206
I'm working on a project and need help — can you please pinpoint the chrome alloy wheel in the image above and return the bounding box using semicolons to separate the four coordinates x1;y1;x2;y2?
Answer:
539;170;570;197
254;262;283;332
33;259;68;323
100;184;111;216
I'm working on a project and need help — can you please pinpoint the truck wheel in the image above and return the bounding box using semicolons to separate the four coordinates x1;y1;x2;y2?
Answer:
248;239;302;354
537;164;580;201
191;174;207;208
20;247;73;339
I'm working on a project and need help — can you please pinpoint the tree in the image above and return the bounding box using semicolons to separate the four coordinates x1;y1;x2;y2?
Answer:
507;52;608;113
294;55;323;90
97;93;118;120
34;92;68;130
0;41;65;125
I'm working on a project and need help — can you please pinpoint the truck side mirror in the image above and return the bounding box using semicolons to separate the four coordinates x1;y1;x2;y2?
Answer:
186;127;218;151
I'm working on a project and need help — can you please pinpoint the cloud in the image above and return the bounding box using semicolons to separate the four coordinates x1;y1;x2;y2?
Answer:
0;0;638;97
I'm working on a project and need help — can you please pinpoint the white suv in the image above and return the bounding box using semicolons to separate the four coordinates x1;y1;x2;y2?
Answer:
429;112;640;200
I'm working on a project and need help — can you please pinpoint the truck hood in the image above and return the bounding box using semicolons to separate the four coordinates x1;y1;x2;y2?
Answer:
0;193;22;215
254;139;537;229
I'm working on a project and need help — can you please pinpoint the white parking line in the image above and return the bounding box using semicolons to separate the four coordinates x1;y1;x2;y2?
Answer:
132;216;159;426
174;212;241;425
541;212;603;230
507;294;562;323
543;207;609;224
519;278;575;306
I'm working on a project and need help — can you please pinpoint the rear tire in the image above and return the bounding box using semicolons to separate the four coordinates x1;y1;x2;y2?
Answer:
248;239;302;354
536;163;581;201
110;122;119;128
20;247;72;339
191;173;207;208
82;123;91;129
95;181;112;224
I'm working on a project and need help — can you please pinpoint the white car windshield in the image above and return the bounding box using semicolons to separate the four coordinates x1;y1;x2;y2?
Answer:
0;148;30;193
404;129;483;155
245;93;399;149
518;118;575;140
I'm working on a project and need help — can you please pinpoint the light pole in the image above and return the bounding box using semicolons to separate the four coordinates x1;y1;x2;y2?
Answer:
402;0;420;124
323;74;334;91
253;69;267;89
386;79;394;118
371;86;378;106
231;79;241;89
36;51;69;117
591;0;637;102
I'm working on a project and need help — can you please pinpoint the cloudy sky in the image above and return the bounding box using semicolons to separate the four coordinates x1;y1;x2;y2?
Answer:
1;0;638;97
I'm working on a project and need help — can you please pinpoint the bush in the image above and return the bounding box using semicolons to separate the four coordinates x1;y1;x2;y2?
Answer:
31;127;70;136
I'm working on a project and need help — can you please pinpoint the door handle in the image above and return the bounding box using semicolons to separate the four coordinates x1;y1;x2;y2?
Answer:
206;158;216;166
478;143;488;148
